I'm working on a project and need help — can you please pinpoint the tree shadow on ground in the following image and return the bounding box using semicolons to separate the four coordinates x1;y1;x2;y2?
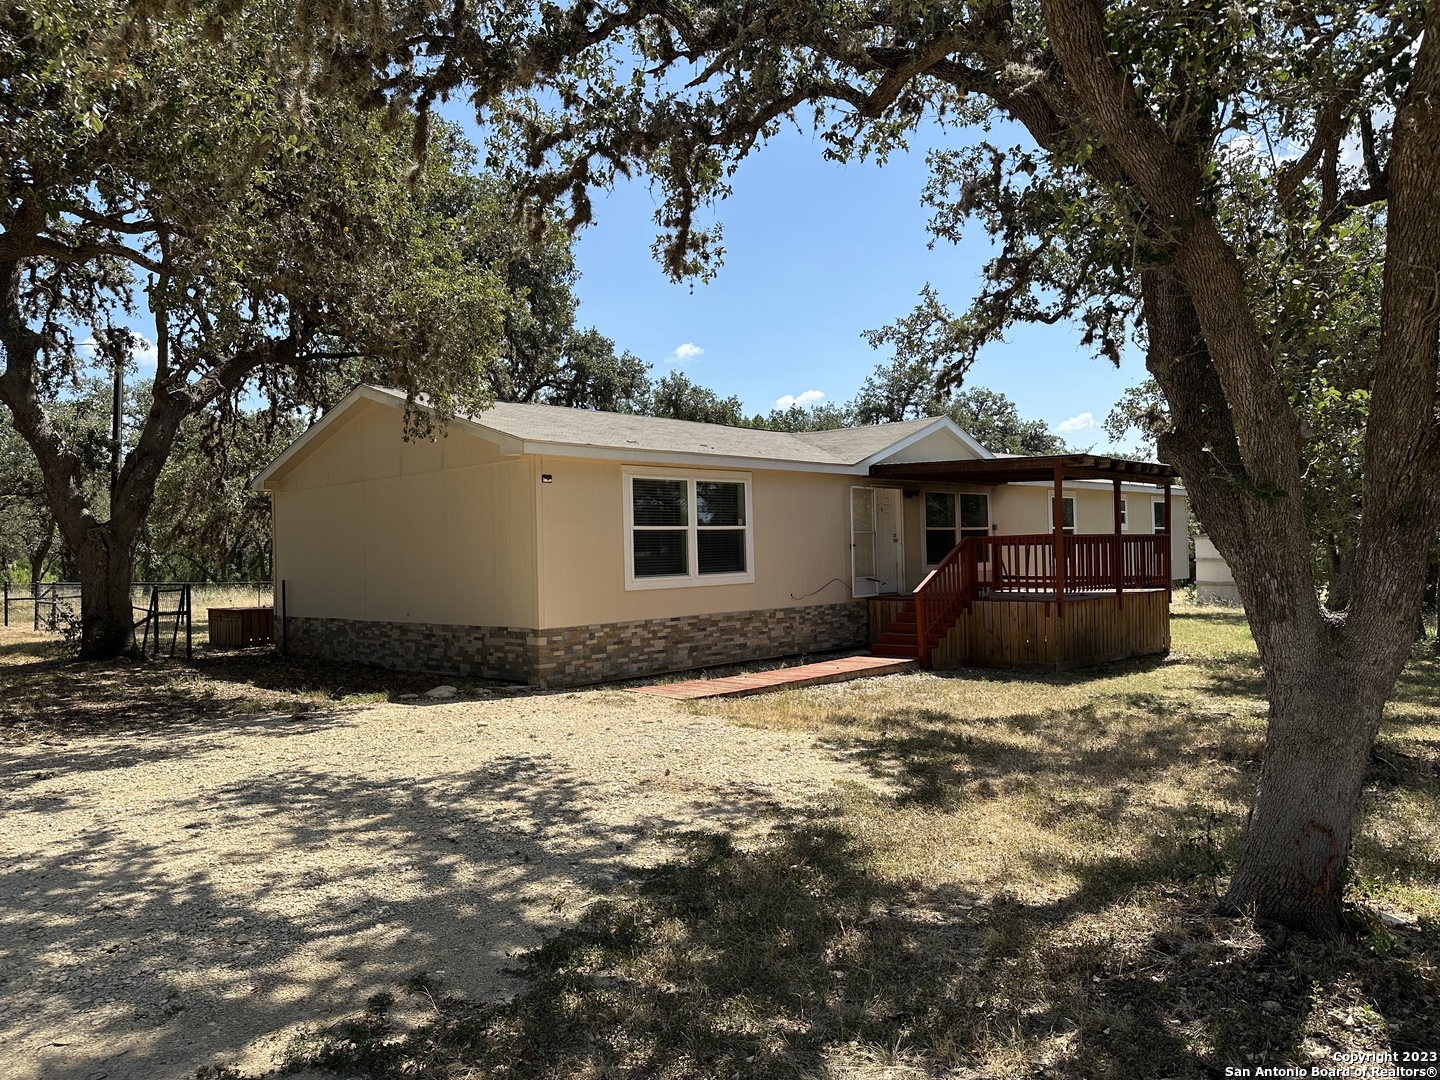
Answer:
251;638;1440;1080
1;749;801;1080
281;813;1440;1080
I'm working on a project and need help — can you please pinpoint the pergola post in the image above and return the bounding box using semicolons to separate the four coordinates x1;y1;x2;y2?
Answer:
1162;480;1173;599
1053;462;1066;616
1113;478;1124;607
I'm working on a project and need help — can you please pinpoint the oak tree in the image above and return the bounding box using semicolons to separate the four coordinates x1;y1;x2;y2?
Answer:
1;2;511;656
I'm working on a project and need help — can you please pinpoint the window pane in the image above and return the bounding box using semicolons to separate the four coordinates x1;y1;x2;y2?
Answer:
1052;497;1076;531
852;488;874;532
696;481;744;526
1153;501;1166;530
698;529;746;574
633;479;687;526
926;529;956;565
633;530;687;577
925;492;955;529
852;531;875;577
960;493;988;530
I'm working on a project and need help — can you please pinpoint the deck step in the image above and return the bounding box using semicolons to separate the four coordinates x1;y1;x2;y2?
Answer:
869;643;922;659
874;634;921;649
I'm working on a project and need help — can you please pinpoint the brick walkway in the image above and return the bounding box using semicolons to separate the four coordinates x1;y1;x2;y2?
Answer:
626;654;918;700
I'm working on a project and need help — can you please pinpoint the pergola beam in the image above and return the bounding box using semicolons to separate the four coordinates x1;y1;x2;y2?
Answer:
869;453;1180;487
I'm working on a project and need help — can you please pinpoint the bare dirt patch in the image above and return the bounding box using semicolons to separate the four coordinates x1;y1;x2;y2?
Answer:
0;628;888;1080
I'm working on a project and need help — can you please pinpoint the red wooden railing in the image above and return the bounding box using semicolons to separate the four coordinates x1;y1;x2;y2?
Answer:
913;535;975;661
910;533;1169;665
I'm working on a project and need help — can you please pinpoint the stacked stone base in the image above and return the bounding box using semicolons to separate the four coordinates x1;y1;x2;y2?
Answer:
282;601;868;687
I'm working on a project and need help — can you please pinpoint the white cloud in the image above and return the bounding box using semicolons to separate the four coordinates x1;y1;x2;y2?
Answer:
1339;132;1365;168
132;336;158;372
668;342;704;364
775;389;827;410
1056;411;1097;434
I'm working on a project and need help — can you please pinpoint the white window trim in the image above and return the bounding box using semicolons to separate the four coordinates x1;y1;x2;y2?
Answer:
1049;494;1077;534
1120;495;1130;531
623;466;755;590
1152;496;1168;533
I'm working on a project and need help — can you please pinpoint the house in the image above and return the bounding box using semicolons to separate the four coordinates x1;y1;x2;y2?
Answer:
252;385;1189;685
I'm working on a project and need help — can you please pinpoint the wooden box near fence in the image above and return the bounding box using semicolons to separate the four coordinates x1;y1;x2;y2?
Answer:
207;607;275;648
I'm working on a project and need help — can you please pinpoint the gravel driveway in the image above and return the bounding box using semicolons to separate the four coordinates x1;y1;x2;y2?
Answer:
0;681;882;1080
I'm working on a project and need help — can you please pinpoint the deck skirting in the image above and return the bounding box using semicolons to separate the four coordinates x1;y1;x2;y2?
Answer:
937;591;1169;671
868;590;1169;671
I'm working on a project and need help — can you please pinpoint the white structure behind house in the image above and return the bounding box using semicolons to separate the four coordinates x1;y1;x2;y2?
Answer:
1195;534;1240;604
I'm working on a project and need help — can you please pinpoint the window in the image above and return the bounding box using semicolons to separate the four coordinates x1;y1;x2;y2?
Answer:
1120;495;1129;531
925;492;956;565
1153;498;1168;533
924;492;989;565
625;469;753;588
1049;495;1076;535
631;478;689;577
961;493;990;538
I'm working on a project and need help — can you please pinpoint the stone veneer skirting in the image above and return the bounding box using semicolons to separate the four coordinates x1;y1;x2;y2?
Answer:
281;601;868;687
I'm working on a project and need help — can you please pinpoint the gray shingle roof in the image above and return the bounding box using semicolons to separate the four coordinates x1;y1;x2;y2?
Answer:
370;388;957;467
791;419;947;461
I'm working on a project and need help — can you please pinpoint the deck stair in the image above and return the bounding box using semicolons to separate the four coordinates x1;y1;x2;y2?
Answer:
870;537;978;665
870;600;926;660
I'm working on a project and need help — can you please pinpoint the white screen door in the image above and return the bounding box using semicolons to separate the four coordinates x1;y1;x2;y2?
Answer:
852;487;903;596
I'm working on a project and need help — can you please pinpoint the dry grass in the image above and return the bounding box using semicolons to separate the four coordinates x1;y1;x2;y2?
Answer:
267;602;1440;1079
5;605;1436;1078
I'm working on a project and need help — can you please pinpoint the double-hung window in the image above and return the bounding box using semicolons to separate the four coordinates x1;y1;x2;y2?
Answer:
1152;498;1168;533
625;469;754;588
925;492;989;565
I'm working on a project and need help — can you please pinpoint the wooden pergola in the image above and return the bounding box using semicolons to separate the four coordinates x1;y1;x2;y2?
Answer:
869;454;1181;608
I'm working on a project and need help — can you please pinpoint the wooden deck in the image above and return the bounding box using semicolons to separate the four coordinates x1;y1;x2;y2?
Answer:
869;589;1169;672
627;654;918;700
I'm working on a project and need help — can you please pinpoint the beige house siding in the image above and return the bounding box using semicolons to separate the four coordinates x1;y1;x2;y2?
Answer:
269;398;539;629
877;429;986;464
536;457;858;629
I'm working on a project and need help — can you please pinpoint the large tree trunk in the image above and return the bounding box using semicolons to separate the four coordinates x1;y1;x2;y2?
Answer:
2;260;191;659
1139;265;1399;937
1224;645;1383;936
72;527;139;658
1037;0;1440;937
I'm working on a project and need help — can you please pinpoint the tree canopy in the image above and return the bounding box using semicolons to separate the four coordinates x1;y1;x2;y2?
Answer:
0;2;529;653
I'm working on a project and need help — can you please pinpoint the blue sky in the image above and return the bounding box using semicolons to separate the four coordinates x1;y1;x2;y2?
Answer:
108;106;1149;450
513;116;1150;449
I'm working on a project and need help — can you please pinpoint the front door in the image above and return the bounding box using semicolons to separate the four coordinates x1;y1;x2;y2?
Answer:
851;486;904;596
